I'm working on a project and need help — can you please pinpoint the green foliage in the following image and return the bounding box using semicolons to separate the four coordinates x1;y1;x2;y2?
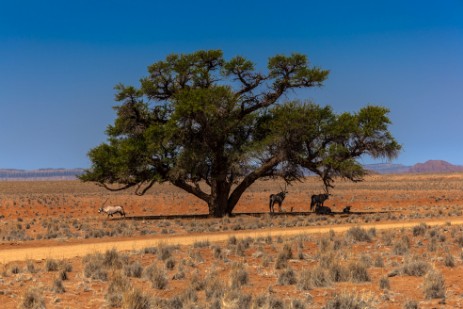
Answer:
81;49;401;217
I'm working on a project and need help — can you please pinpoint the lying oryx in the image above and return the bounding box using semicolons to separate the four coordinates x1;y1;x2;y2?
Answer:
98;205;126;218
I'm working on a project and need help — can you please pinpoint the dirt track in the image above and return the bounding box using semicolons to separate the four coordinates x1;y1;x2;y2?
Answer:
2;218;463;263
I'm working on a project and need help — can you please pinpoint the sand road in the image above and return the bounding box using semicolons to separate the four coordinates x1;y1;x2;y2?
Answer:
1;218;462;263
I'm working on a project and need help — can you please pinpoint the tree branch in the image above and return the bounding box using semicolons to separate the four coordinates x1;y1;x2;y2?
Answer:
226;153;284;214
172;179;210;202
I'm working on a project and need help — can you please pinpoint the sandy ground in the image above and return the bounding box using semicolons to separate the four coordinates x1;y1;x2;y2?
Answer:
1;174;463;308
2;218;462;263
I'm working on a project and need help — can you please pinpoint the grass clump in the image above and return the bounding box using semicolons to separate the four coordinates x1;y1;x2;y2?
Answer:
323;292;374;309
229;263;249;289
346;226;372;243
45;259;59;272
83;253;108;281
402;258;430;277
348;261;370;282
298;266;332;290
144;263;168;290
423;270;446;299
51;278;65;294
19;287;45;309
105;274;131;307
122;288;151;309
278;267;297;285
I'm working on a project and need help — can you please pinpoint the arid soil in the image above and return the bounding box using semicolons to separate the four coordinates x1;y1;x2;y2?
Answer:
1;173;463;308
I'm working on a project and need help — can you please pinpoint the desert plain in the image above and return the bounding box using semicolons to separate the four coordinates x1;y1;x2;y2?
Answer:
1;173;463;308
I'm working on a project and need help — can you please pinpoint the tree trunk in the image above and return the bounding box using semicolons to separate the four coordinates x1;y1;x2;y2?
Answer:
208;179;231;217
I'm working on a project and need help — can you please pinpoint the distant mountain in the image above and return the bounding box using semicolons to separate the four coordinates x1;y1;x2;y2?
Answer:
364;163;411;174
0;168;85;180
408;160;463;174
1;160;462;180
365;160;463;174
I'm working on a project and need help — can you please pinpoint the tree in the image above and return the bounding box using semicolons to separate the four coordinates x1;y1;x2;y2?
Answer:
80;50;401;217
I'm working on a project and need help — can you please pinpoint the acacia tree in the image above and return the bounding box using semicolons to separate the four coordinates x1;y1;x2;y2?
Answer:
80;50;400;217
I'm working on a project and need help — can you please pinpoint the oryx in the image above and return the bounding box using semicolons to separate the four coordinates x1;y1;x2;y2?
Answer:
269;184;288;213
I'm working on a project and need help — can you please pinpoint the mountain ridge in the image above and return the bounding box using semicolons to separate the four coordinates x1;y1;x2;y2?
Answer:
0;168;85;180
365;160;463;174
1;160;462;180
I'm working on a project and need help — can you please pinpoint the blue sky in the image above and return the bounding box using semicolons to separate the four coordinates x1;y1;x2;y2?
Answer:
1;0;462;169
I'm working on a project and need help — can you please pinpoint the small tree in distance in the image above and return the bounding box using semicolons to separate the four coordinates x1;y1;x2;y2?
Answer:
80;50;401;217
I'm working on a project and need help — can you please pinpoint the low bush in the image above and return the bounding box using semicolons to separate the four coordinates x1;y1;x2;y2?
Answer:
20;287;45;309
423;270;446;299
145;263;168;290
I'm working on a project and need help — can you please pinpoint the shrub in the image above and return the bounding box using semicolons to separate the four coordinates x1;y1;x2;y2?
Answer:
26;260;36;274
122;288;151;309
124;261;143;278
212;245;223;259
19;287;45;309
423;270;445;299
104;248;125;268
402;259;430;277
222;290;252;309
323;292;373;309
348;262;370;282
105;274;131;307
58;270;68;281
374;255;384;268
298;266;331;290
291;299;306;309
379;276;390;290
157;243;176;261
172;265;186;280
45;259;59;272
190;271;206;291
10;264;21;274
145;263;168;290
278;267;297;285
275;243;293;269
83;253;108;281
143;246;157;254
230;263;249;289
403;300;419;309
52;278;65;294
346;227;372;243
444;252;455;268
165;257;176;270
393;239;410;255
328;263;349;282
205;275;225;300
413;223;427;236
228;235;237;245
193;239;210;248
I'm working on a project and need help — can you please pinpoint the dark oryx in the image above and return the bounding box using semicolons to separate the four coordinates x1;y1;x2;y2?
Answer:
269;184;288;213
316;205;332;214
310;193;330;212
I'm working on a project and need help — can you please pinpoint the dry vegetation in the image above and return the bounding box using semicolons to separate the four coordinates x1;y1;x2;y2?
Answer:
1;173;463;308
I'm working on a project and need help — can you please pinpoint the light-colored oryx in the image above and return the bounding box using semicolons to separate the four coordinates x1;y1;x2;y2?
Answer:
98;199;126;218
269;184;288;213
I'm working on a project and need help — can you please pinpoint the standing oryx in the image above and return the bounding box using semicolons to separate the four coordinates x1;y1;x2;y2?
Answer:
310;193;331;212
98;198;126;218
269;184;288;213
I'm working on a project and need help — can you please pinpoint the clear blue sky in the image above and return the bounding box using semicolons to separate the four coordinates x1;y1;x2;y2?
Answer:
1;0;462;169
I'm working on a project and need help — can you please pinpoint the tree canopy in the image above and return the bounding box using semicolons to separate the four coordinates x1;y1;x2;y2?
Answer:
80;50;401;217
